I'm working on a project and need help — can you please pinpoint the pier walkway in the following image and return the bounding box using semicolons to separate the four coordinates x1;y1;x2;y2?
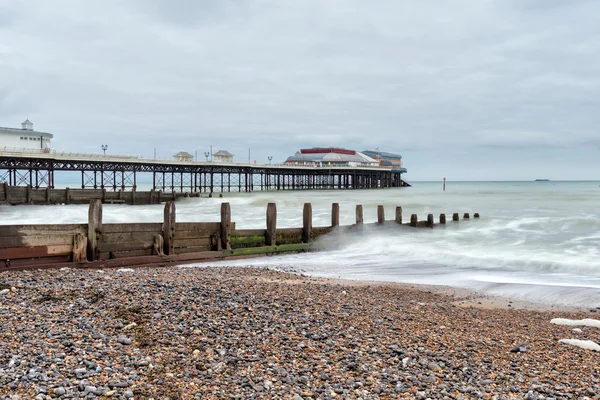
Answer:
0;149;407;192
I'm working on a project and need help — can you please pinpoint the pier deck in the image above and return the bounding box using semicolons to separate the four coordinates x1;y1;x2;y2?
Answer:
0;150;406;192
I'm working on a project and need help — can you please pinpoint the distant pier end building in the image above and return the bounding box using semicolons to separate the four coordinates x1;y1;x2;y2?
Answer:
0;119;53;151
362;150;407;174
285;147;379;167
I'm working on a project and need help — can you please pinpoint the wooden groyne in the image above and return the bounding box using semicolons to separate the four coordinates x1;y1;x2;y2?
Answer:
0;201;479;271
0;184;202;205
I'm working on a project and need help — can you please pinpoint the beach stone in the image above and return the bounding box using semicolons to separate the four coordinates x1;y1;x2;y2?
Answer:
0;289;9;295
117;336;132;345
124;390;134;398
54;387;66;396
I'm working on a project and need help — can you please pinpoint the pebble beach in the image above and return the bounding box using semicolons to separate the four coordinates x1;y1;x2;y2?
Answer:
1;266;599;400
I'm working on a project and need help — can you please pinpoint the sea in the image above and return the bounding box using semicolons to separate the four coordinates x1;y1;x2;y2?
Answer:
1;181;599;308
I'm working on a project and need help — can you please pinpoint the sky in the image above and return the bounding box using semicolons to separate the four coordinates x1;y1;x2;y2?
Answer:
1;0;599;181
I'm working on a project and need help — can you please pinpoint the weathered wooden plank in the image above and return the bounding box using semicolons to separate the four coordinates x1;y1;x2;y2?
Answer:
99;240;154;252
0;234;75;248
232;229;267;237
99;249;153;260
265;203;277;246
72;233;87;262
175;222;222;231
0;244;73;259
173;246;211;254
102;231;158;243
87;199;102;261
163;201;176;255
302;203;312;243
356;205;363;225
0;224;86;237
221;203;231;250
102;223;163;233
331;203;340;227
5;255;72;268
377;205;385;224
173;238;211;248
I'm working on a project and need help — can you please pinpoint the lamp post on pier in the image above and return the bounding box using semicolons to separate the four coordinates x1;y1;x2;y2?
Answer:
101;144;108;155
204;152;210;162
268;156;273;165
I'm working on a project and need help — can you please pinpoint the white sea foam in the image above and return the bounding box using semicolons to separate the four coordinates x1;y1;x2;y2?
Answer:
117;268;135;273
551;318;600;328
559;339;600;352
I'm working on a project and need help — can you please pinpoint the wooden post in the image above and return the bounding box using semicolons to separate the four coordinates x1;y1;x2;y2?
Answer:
46;187;50;204
410;214;418;227
163;201;176;255
221;202;231;250
356;205;363;225
474;213;480;218
452;213;459;221
153;234;164;256
72;233;87;262
87;199;102;261
463;213;470;220
131;188;136;205
302;203;312;243
427;214;434;227
377;205;385;224
150;189;155;204
439;214;446;224
331;203;340;227
395;206;402;224
265;203;277;246
65;187;70;205
172;191;176;201
102;188;106;203
2;182;7;203
26;185;32;204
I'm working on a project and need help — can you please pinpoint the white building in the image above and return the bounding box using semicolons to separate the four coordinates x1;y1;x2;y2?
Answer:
0;119;53;151
173;151;194;162
213;150;234;163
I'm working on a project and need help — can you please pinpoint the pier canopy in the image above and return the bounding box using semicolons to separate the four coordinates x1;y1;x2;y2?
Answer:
286;147;379;167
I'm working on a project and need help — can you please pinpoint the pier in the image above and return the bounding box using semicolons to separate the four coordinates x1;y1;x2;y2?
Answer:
0;200;478;271
0;150;408;193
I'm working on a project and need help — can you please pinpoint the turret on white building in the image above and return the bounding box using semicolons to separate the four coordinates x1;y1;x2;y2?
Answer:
0;119;53;151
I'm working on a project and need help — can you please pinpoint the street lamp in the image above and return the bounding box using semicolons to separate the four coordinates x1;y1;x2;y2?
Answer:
268;156;273;165
204;152;210;162
101;144;108;155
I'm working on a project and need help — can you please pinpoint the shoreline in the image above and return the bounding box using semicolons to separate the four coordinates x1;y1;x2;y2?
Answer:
1;266;599;398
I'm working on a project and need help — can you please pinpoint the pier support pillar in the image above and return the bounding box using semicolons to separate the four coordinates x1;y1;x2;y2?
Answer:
265;203;277;246
427;214;434;227
452;213;459;222
463;213;470;220
439;214;446;224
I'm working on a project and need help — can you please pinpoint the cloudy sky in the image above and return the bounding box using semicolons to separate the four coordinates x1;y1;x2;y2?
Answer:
1;0;599;181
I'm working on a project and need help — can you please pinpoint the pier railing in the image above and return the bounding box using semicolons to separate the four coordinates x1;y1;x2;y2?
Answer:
0;201;479;271
0;148;395;170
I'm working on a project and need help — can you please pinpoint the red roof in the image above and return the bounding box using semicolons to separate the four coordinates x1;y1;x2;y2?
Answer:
300;147;356;155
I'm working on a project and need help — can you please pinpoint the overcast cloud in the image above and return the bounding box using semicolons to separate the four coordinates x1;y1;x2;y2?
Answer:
1;0;599;180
